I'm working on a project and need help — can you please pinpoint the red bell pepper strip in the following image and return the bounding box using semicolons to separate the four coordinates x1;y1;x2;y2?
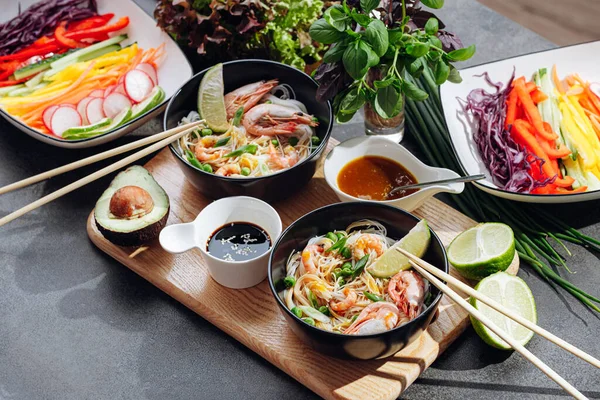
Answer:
512;120;557;178
0;77;31;87
55;22;83;49
0;60;20;81
66;16;129;41
68;13;114;31
0;44;62;62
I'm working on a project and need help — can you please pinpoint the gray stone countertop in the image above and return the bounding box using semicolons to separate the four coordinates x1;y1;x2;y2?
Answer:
1;1;599;399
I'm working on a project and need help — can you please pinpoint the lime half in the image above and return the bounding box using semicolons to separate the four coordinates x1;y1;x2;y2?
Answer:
448;223;515;281
367;219;431;278
197;63;229;132
470;272;537;350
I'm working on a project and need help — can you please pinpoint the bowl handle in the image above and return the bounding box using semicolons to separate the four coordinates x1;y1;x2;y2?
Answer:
432;168;465;195
159;222;198;254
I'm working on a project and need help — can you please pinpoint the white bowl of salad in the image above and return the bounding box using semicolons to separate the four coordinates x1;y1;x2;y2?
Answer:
0;0;192;148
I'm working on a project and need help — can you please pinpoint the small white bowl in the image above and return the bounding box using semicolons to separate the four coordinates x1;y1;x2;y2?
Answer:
159;196;282;289
324;136;464;211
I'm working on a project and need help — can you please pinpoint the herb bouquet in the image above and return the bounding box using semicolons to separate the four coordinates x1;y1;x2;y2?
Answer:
310;0;474;136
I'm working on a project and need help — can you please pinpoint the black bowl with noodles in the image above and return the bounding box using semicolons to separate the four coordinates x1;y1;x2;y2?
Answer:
268;202;448;360
163;59;333;202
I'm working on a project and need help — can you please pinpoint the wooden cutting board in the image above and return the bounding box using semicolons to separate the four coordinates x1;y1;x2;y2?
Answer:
87;140;518;400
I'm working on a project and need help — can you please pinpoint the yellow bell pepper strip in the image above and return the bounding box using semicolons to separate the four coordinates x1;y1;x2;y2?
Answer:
559;103;597;170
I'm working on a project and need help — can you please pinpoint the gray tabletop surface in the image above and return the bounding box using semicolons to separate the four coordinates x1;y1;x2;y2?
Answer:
1;1;599;399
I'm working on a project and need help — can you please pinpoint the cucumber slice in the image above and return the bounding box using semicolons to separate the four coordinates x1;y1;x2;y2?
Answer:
130;86;165;119
50;34;127;71
62;118;112;138
64;108;132;140
7;86;38;97
0;84;25;96
13;50;77;80
44;44;123;80
25;72;45;88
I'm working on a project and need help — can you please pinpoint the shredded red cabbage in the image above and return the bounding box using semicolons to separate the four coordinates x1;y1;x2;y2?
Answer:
461;71;555;193
0;0;98;56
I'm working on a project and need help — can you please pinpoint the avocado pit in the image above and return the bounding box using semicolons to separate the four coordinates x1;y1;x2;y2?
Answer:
109;185;154;219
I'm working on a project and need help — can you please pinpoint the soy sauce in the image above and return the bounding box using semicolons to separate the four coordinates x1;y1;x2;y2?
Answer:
206;222;271;262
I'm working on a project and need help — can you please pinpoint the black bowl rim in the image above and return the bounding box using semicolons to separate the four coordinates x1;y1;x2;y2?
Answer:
267;201;448;339
163;59;333;182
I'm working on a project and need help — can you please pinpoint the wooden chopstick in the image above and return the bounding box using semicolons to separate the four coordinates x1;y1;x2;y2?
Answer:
0;121;203;196
397;248;600;370
396;252;586;399
0;124;199;228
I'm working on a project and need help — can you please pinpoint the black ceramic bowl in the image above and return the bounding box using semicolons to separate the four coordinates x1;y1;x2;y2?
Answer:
268;202;448;360
163;59;333;201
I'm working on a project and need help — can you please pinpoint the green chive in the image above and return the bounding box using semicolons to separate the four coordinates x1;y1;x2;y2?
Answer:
224;144;258;158
326;232;338;242
214;137;230;147
232;106;244;126
363;291;383;302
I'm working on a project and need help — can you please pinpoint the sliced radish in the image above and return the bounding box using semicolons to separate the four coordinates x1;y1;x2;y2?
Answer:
77;97;94;124
50;106;82;137
135;63;158;86
102;92;132;119
124;70;153;103
62;104;76;109
42;105;59;131
113;83;126;95
90;89;104;98
103;85;116;98
86;97;106;124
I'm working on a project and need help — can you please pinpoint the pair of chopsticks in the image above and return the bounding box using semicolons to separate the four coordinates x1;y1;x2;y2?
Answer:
0;121;203;227
396;248;598;400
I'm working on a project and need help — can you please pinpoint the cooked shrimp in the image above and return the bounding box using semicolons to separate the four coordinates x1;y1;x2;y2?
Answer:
301;244;323;274
269;143;299;170
194;136;223;161
224;79;279;119
345;302;403;335
215;164;241;176
387;270;426;319
329;287;357;312
352;233;384;260
242;104;318;137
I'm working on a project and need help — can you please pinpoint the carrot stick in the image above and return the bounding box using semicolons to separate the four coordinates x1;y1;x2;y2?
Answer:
512;120;556;178
552;186;587;194
536;135;571;158
565;75;576;86
589;114;600;139
514;79;557;140
531;89;548;103
566;86;584;96
584;86;600;114
506;88;518;128
552;65;566;94
526;82;537;92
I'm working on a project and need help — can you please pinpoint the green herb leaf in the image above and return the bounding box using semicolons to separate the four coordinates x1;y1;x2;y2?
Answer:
428;35;442;49
365;19;389;57
367;46;380;67
402;80;429;101
324;5;349;32
326;236;347;253
364;291;383;302
405;57;424;78
406;42;430;58
336;110;356;123
434;59;450;84
375;85;402;119
350;9;372;27
351;255;369;278
214;136;231;147
340;87;365;113
323;42;347;63
224;144;258;157
360;0;380;13
447;67;463;83
446;44;476;61
342;40;370;80
425;18;439;35
388;28;403;44
420;0;444;9
309;18;346;44
374;75;396;89
232;106;244;126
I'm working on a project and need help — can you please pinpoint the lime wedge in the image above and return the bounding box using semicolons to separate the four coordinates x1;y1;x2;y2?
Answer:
470;272;537;350
367;219;431;278
448;223;515;281
198;63;229;133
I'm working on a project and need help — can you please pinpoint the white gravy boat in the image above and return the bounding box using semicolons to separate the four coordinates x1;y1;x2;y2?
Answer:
324;136;464;211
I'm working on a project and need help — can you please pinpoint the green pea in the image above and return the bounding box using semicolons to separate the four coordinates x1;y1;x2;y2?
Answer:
336;232;345;241
311;136;320;146
333;268;342;280
340;247;352;259
283;276;296;288
291;306;302;318
202;164;213;173
265;100;273;104
241;167;251;176
326;232;338;242
342;262;352;270
271;139;279;146
338;277;345;286
201;128;213;137
302;317;316;326
318;306;330;316
341;267;353;277
288;137;299;146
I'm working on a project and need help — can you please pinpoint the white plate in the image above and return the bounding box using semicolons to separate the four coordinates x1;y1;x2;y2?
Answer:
441;41;600;203
0;0;192;149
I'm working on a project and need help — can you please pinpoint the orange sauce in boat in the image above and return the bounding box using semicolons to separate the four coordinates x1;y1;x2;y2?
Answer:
337;156;418;200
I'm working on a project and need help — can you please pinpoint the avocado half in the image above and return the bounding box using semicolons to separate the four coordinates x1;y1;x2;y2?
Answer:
94;165;170;246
